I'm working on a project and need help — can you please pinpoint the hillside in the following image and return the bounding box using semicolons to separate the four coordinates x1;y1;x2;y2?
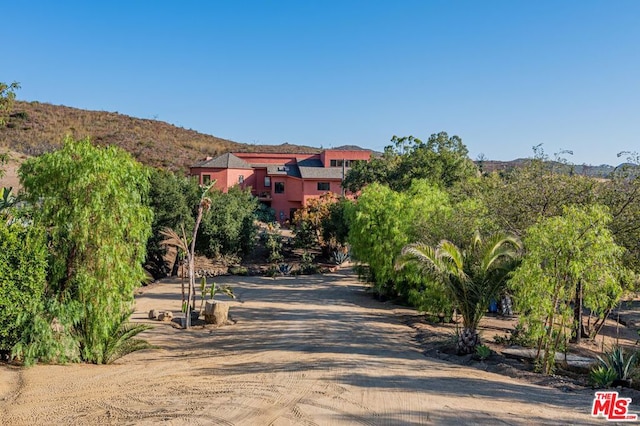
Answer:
0;101;320;171
479;159;618;178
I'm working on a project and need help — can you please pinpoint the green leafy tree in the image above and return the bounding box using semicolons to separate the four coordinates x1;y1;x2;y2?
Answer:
343;132;477;193
19;137;153;364
0;81;20;127
321;197;353;250
145;169;198;278
196;186;258;259
477;146;599;237
342;147;398;193
397;232;521;354
390;133;477;190
598;152;640;275
509;205;625;374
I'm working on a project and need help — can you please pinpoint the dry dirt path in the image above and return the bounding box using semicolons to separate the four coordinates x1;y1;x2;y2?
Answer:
1;268;603;425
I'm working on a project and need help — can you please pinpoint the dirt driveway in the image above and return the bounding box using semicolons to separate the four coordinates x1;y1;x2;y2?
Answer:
1;268;604;424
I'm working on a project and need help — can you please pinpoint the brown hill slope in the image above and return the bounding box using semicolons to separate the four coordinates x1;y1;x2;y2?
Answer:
0;101;320;171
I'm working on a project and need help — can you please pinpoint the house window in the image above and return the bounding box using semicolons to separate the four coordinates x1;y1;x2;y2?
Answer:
264;176;271;187
317;182;330;191
203;174;211;185
274;182;285;194
329;159;360;168
238;175;244;184
330;159;354;167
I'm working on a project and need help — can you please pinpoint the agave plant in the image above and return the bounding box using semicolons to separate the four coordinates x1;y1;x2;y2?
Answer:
0;186;17;211
590;365;618;388
332;250;350;265
279;263;292;275
595;346;637;385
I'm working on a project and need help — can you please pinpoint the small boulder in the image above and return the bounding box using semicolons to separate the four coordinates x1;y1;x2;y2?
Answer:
204;300;229;325
148;309;159;320
158;311;173;322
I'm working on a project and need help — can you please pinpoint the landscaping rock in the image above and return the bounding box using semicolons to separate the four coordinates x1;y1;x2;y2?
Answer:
158;311;173;322
205;300;229;325
148;309;159;320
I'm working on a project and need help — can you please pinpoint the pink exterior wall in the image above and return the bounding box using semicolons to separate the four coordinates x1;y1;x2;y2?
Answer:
235;152;319;165
191;168;255;193
301;179;343;203
191;168;228;191
271;176;303;221
320;150;372;167
251;168;270;194
226;168;254;190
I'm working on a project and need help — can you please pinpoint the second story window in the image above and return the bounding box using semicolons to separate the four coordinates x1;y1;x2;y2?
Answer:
264;176;271;187
238;175;244;184
274;182;285;194
317;182;330;191
330;159;355;167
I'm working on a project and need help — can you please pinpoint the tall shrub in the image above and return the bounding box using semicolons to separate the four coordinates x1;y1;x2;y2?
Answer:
19;137;152;364
347;181;453;298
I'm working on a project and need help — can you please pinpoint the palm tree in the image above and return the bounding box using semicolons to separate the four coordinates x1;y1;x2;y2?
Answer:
161;181;214;329
397;232;522;354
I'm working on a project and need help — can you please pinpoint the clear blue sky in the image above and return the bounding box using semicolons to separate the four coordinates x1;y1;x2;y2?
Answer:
3;1;639;165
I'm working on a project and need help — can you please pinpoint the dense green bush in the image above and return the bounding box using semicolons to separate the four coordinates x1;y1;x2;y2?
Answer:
197;186;258;259
255;203;276;223
0;222;47;354
321;198;352;251
347;180;483;299
145;169;198;278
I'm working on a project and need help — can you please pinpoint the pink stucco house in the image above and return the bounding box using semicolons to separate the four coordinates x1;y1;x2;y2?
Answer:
190;149;371;222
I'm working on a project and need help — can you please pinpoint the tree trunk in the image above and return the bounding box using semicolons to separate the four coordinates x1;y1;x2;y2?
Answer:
457;327;479;354
185;203;204;329
171;251;180;276
205;300;229;325
572;280;587;343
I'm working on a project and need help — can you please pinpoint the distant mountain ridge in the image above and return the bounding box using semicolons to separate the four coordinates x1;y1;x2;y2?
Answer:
478;159;620;178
